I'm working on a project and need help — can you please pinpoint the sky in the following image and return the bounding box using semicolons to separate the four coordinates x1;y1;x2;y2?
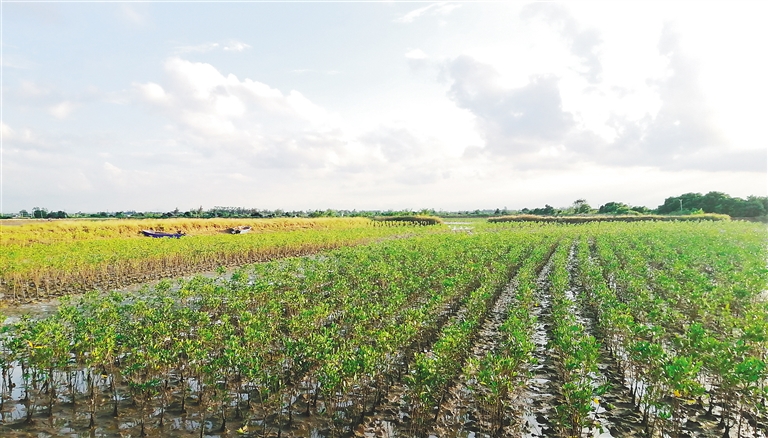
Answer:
2;1;767;213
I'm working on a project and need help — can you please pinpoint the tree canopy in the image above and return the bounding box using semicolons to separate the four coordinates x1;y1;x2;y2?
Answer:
657;192;767;217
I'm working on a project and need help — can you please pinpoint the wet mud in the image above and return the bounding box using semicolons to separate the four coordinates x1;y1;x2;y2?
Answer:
521;252;557;438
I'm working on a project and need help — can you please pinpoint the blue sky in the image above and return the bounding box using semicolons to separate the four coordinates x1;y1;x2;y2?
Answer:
3;2;766;213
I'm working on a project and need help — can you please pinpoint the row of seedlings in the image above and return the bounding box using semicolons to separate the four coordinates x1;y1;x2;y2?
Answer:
589;230;706;437
465;236;559;436
301;233;532;434
401;233;559;436
547;239;607;437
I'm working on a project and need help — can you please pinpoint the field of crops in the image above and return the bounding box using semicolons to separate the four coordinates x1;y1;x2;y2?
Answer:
0;221;766;438
0;218;435;304
0;218;389;246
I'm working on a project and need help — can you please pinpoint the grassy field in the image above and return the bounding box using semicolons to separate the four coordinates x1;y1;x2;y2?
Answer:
0;217;443;303
0;217;384;246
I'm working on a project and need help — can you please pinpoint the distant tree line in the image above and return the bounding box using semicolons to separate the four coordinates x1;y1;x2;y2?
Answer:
513;192;766;218
9;206;442;220
8;191;766;220
11;208;70;219
656;192;767;217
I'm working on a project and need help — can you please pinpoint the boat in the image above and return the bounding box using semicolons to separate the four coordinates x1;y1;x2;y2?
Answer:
229;226;251;234
141;230;185;238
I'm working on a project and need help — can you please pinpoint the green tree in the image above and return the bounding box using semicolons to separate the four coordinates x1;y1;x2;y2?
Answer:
32;207;48;218
731;199;766;217
658;192;766;216
599;201;630;214
46;210;68;219
747;195;768;212
658;193;702;214
573;199;592;214
701;191;730;213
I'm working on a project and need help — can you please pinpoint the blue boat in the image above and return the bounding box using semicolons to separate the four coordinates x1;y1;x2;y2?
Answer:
141;230;185;238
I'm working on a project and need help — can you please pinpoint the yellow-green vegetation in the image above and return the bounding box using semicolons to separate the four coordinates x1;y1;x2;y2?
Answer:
0;218;442;302
488;213;730;223
0;217;378;246
371;215;443;225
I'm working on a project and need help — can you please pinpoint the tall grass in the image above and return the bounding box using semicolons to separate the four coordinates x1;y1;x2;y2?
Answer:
0;217;376;246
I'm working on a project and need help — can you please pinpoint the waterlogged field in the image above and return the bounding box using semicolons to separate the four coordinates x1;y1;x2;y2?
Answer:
0;221;765;438
0;218;436;303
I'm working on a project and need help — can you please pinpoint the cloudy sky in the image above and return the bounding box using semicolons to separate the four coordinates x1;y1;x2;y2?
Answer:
3;2;766;213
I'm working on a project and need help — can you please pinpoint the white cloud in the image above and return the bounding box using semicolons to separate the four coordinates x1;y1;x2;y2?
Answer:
396;2;461;23
228;173;252;182
447;56;575;157
223;40;251;52
405;49;428;60
214;94;247;118
396;4;435;23
164;57;227;100
20;81;50;97
103;161;122;176
175;42;220;54
127;58;462;182
134;57;344;168
135;82;169;104
1;123;17;145
521;3;603;84
360;126;425;163
175;40;250;54
405;48;433;72
285;90;334;126
49;101;76;119
1;54;36;69
443;44;766;174
21;128;40;145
